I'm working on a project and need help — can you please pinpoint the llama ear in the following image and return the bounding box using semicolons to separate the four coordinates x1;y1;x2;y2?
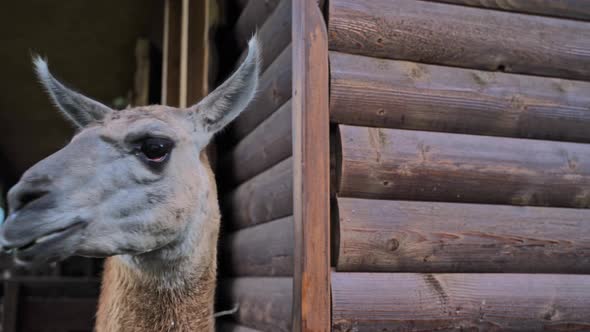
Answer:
33;56;113;128
189;36;260;135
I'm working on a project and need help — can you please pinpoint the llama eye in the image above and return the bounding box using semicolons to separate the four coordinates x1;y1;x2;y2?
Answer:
139;138;173;162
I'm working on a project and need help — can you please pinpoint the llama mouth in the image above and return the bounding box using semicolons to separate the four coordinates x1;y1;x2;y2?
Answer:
12;221;85;254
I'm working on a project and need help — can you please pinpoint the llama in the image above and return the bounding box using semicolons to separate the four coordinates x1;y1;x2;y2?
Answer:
0;37;260;331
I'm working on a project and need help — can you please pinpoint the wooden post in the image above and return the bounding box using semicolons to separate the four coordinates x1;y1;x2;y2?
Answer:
180;0;209;107
161;0;182;106
292;0;331;331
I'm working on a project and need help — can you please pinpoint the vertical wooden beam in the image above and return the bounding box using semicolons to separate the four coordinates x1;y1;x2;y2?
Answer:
161;0;182;107
180;0;209;108
292;0;331;331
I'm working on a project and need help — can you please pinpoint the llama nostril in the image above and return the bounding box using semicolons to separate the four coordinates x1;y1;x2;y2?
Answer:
16;190;49;210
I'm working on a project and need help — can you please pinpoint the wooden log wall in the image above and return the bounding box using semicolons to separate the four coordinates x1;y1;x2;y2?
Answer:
215;1;293;331
328;0;590;330
332;273;590;331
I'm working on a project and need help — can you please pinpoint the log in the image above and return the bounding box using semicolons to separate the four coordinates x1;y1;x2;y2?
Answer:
221;216;294;276
335;197;590;273
332;272;590;331
223;157;292;229
330;52;590;143
328;0;590;80
336;125;590;208
236;0;291;73
255;0;291;73
221;100;291;185
219;277;292;332
428;0;590;21
230;45;292;142
217;321;261;332
234;0;281;48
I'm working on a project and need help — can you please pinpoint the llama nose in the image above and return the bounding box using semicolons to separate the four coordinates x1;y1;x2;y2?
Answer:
17;190;49;209
8;185;51;213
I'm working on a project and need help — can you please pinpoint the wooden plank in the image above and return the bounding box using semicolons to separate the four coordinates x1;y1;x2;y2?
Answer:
427;0;590;21
219;278;292;332
161;0;182;106
17;277;100;298
20;298;97;331
3;280;20;332
221;216;294;276
223;157;292;229
335;197;590;273
132;39;150;107
217;321;262;332
292;0;331;331
230;44;292;142
328;0;590;80
236;0;249;10
235;0;291;74
234;0;281;48
330;52;590;142
336;125;590;208
332;272;590;331
221;99;292;185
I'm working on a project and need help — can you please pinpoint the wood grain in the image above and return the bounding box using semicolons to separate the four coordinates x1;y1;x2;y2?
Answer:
428;0;590;21
292;0;331;331
221;99;291;185
179;0;209;107
222;216;294;276
336;125;590;208
230;44;292;143
236;0;292;74
234;0;281;48
223;157;292;230
161;0;182;107
217;321;262;332
335;197;590;273
330;52;590;142
219;277;292;332
332;272;590;331
328;0;590;80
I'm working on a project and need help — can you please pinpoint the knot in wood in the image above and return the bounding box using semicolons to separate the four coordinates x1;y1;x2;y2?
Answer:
386;238;400;251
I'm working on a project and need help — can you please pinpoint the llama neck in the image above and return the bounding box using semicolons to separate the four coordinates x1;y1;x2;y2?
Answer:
96;153;219;332
95;212;220;332
96;254;216;332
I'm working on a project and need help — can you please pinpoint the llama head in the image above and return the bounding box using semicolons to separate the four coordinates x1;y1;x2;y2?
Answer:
0;37;260;266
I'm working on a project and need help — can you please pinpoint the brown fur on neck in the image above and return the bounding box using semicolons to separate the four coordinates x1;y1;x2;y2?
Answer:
95;153;219;332
96;256;216;332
